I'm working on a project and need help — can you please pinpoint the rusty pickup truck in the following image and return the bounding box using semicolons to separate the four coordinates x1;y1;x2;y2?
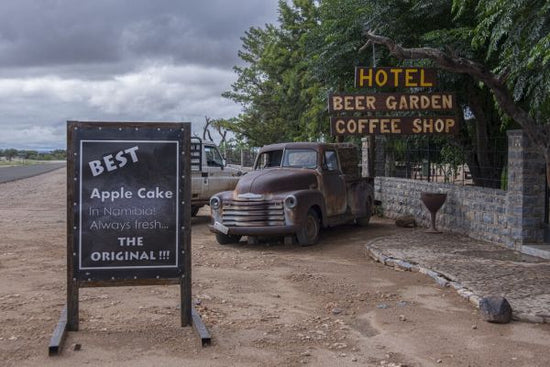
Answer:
209;142;373;245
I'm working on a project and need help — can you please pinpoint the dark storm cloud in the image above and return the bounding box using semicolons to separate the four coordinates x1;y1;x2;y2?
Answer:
0;0;276;71
0;0;279;150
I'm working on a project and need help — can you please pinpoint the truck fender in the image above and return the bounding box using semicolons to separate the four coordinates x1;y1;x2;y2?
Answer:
289;190;327;228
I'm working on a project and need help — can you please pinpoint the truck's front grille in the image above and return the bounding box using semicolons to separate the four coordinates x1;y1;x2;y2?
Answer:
222;200;284;227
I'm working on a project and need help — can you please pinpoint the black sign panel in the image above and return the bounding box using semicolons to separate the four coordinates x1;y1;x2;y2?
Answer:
68;121;190;282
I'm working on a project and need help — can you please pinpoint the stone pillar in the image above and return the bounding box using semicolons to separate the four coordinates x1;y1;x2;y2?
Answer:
361;137;369;177
361;136;376;178
506;130;546;248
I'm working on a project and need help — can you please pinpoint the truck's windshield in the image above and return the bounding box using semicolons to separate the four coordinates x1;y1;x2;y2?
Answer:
282;149;317;168
255;149;317;170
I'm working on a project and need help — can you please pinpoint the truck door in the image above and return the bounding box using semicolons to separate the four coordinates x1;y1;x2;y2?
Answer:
321;149;347;216
203;144;238;195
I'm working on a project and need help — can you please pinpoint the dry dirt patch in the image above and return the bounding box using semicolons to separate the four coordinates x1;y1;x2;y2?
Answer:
1;168;550;366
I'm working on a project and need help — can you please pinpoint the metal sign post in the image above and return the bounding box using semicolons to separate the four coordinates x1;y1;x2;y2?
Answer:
49;121;209;355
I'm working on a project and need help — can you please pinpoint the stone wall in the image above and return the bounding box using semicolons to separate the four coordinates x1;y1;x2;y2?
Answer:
374;178;509;245
365;130;547;250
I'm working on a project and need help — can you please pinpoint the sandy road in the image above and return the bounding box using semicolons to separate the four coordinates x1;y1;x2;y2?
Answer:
1;168;550;366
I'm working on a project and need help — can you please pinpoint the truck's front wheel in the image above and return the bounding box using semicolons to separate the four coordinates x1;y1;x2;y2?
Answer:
215;233;242;245
296;209;320;246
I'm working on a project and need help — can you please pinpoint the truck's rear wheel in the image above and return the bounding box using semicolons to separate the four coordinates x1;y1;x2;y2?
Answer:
297;209;320;246
215;233;242;245
356;197;372;227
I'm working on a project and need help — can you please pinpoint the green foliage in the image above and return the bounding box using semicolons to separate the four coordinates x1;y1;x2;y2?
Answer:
439;142;464;182
0;148;66;161
223;0;548;192
2;148;18;161
454;0;550;121
223;0;323;146
305;0;372;90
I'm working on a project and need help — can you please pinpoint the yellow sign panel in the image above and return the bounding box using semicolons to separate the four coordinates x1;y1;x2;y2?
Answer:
328;93;455;112
354;67;437;88
330;116;458;135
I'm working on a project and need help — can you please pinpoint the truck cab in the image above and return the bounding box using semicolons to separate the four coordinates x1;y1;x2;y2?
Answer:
191;138;243;216
209;142;373;245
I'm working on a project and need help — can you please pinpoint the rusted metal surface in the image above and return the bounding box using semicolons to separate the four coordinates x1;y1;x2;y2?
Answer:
48;306;68;356
222;199;285;227
420;192;447;233
235;169;317;194
192;307;211;347
210;142;373;245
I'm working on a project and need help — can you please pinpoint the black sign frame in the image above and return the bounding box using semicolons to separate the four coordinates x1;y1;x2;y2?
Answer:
64;120;192;332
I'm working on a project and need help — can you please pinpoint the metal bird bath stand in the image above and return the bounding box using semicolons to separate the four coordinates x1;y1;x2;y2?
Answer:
420;192;447;234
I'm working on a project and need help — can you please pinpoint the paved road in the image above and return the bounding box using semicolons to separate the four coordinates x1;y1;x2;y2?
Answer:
0;162;66;184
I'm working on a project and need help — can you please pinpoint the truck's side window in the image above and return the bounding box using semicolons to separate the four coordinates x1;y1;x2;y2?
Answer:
204;146;224;167
324;150;339;171
255;150;283;169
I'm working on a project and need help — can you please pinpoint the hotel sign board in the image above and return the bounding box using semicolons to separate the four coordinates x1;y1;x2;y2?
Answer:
355;67;437;88
329;67;458;136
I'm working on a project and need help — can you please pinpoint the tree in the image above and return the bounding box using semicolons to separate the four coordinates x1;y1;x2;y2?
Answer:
223;0;322;146
202;116;214;142
23;150;39;160
224;0;546;188
202;116;233;156
4;149;18;161
307;0;512;187
363;0;550;186
50;149;66;160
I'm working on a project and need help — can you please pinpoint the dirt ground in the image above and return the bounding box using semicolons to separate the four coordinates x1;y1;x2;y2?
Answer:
1;168;550;367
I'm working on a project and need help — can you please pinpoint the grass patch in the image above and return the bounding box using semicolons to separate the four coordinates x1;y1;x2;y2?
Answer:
0;159;45;167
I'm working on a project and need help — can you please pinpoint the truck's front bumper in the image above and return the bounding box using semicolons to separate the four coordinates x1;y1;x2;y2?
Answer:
209;221;299;237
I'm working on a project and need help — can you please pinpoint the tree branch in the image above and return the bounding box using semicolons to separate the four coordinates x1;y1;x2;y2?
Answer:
203;116;214;142
362;31;548;150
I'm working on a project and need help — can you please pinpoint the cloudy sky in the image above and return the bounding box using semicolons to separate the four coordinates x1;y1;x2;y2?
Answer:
0;0;279;150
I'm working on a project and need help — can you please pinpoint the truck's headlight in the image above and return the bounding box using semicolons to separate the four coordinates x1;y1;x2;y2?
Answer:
284;195;297;209
210;196;221;210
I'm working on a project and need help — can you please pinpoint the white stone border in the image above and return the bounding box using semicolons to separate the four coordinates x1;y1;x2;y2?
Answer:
364;238;548;323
